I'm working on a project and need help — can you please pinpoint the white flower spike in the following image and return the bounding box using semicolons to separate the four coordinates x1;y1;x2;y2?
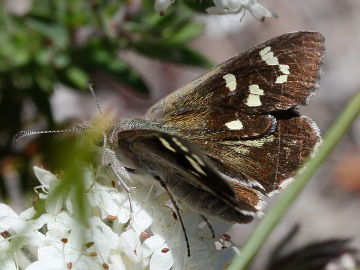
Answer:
0;166;236;269
153;0;276;19
207;0;276;19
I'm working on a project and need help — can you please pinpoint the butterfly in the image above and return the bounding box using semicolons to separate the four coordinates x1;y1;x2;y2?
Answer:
107;31;324;225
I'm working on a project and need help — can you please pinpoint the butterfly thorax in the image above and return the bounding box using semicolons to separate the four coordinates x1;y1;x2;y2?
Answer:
108;118;177;144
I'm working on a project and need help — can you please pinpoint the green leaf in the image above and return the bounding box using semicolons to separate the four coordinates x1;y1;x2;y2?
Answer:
34;67;56;92
26;17;69;47
75;46;151;94
167;22;204;44
93;56;150;94
132;40;213;69
65;66;90;89
183;0;214;13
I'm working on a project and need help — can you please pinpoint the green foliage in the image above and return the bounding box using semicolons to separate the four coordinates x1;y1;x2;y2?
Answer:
183;0;215;13
0;0;210;198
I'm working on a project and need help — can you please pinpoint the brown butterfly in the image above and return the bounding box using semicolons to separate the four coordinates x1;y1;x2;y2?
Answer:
107;32;324;228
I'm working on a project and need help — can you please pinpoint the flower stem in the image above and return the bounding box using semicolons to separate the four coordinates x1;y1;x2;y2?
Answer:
227;89;360;270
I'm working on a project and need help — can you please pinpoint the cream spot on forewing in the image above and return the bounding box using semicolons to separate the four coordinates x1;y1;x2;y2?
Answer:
275;75;288;84
186;155;206;176
159;137;176;153
189;170;201;178
191;154;205;166
223;73;237;92
259;46;271;57
261;51;274;61
249;84;264;95
172;137;188;152
260;47;279;65
225;120;244;130
246;84;264;107
266;57;279;66
246;95;262;107
279;64;290;74
259;47;290;83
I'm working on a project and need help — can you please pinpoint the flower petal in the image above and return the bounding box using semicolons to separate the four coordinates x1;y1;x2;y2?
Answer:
33;167;58;189
119;229;143;263
143;235;165;257
149;243;174;270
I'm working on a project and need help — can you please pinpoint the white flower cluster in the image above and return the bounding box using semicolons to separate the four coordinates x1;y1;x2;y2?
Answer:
0;166;235;270
154;0;275;19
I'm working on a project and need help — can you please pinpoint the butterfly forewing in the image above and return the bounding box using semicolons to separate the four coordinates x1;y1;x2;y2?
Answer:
146;32;324;120
116;129;262;222
144;31;324;194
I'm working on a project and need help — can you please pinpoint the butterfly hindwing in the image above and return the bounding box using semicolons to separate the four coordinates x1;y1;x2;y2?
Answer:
190;115;321;194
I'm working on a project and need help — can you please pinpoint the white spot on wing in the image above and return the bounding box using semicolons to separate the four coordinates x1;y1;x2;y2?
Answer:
223;73;237;92
279;64;290;74
239;210;257;217
246;84;264;107
275;75;288;84
189;170;201;178
159;137;176;153
191;154;205;166
249;84;264;95
246;95;262;107
186;155;206;176
259;47;290;84
260;47;279;65
172;137;188;152
225;120;244;130
266;57;279;66
259;46;271;57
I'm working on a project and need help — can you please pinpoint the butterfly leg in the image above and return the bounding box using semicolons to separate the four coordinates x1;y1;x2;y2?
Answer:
159;180;191;257
109;162;135;228
103;148;135;228
200;215;215;239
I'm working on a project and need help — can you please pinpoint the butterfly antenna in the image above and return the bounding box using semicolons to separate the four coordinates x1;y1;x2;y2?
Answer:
88;83;110;171
88;83;103;115
12;127;86;148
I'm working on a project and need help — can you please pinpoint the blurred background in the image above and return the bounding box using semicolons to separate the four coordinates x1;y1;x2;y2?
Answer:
0;0;359;269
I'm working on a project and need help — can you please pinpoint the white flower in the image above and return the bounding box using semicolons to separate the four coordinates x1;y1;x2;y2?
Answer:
153;0;275;19
1;165;237;270
154;0;174;12
207;0;276;19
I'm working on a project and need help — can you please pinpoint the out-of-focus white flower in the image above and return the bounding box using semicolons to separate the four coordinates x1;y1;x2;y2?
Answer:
1;165;236;270
207;0;276;19
154;0;174;12
153;0;275;20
